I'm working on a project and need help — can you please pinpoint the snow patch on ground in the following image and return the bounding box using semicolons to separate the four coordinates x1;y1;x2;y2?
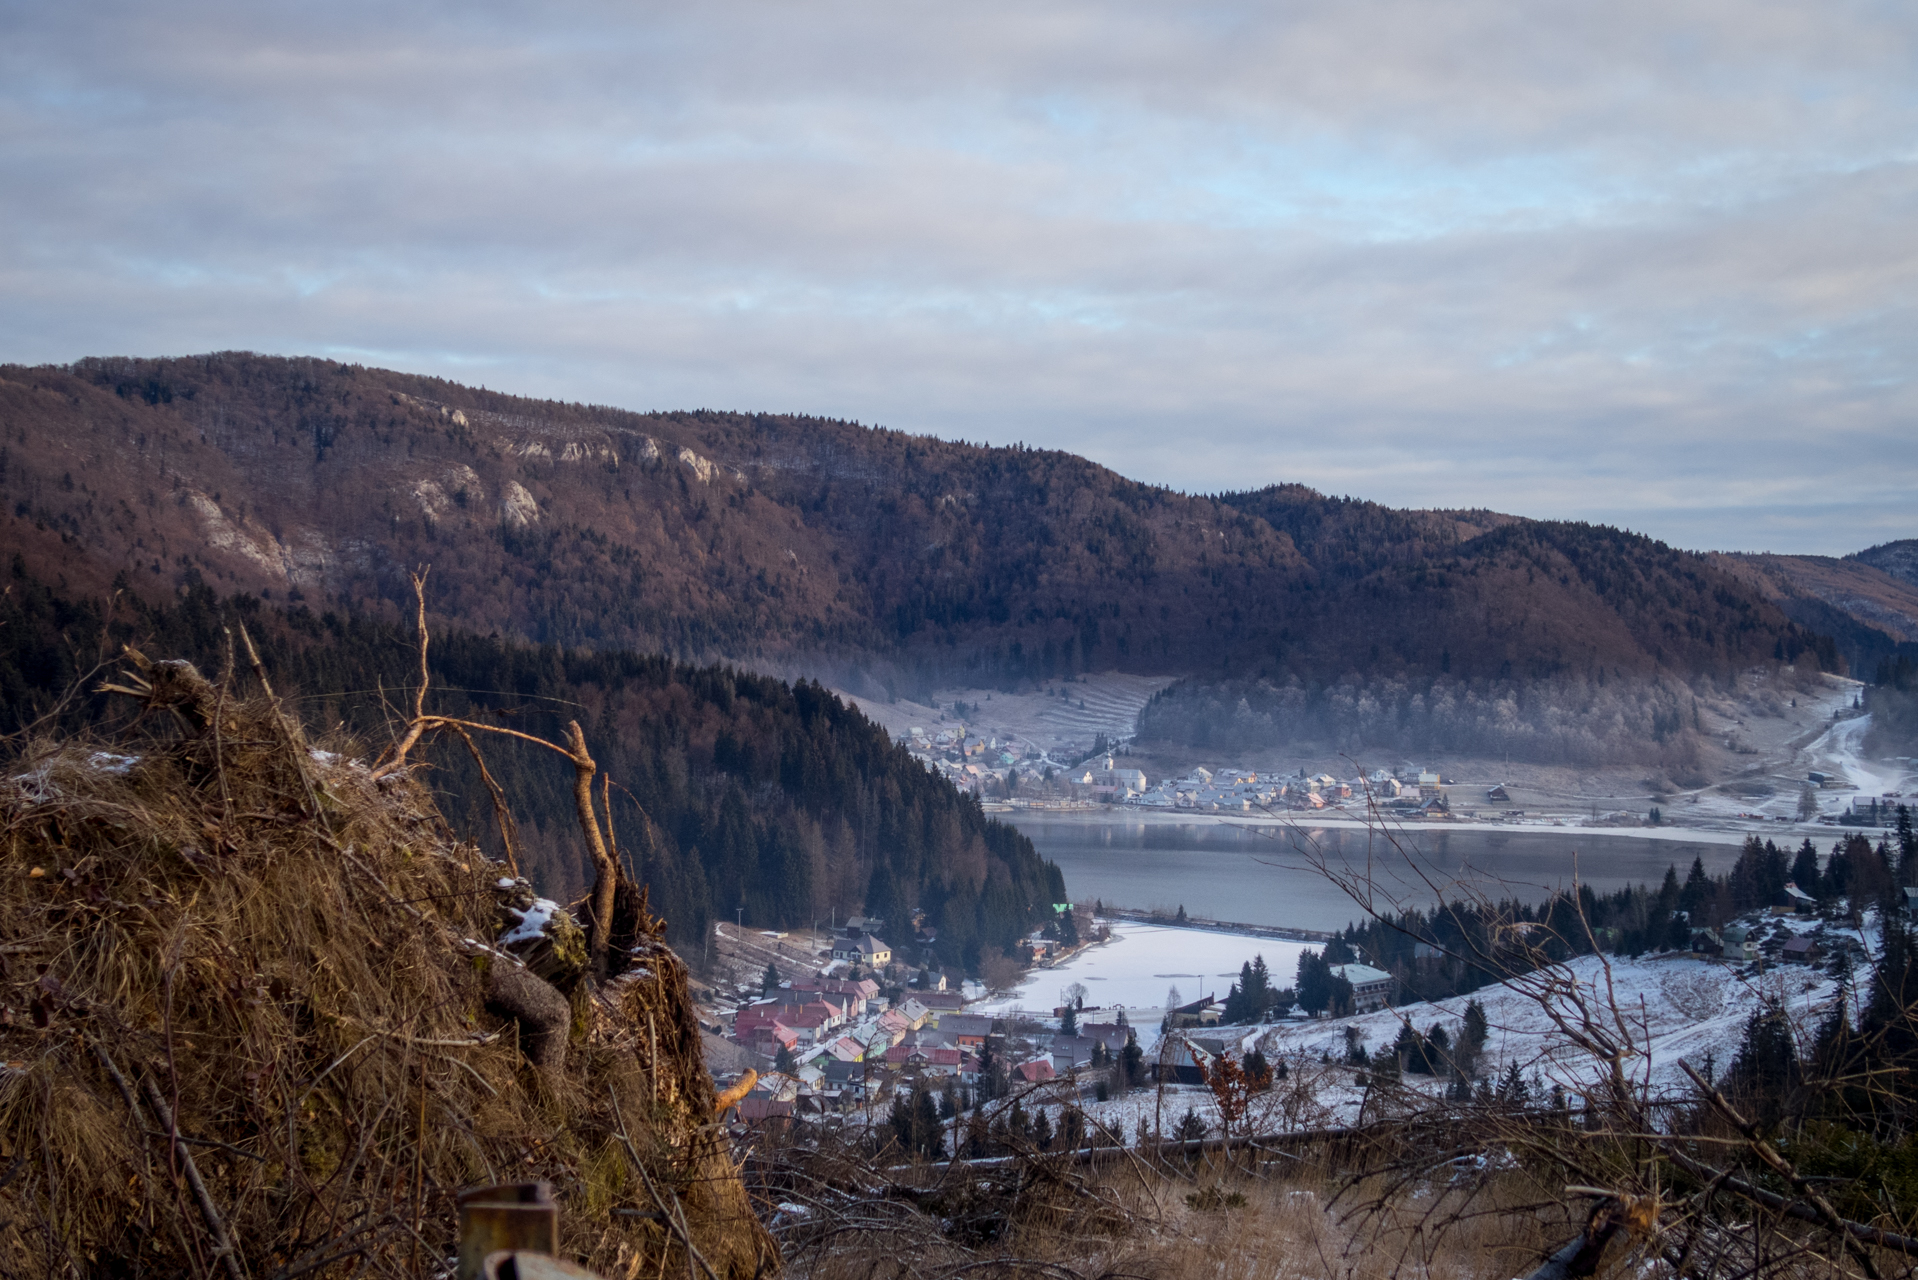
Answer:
500;897;562;946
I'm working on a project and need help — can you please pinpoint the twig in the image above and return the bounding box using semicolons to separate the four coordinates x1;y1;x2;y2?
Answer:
141;1074;248;1280
440;720;523;878
1664;1059;1918;1258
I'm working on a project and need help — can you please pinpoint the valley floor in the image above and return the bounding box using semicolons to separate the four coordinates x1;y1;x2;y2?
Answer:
983;909;1864;1145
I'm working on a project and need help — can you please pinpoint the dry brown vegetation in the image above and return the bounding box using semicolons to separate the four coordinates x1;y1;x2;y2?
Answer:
0;635;774;1277
747;1125;1624;1280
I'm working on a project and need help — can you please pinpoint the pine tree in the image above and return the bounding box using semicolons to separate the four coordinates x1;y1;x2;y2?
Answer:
1899;805;1917;884
1463;1000;1489;1054
1245;1047;1271;1087
1060;1003;1078;1037
1680;856;1712;917
1429;1023;1451;1071
763;960;781;992
1031;1107;1053;1151
1296;949;1332;1015
887;1091;912;1154
1249;953;1272;1016
1725;1002;1800;1127
1121;1031;1145;1089
1791;839;1821;900
915;1088;945;1159
1497;1061;1529;1107
967;1107;990;1158
1176;1107;1208;1142
774;1042;796;1074
1059;1105;1086;1150
1393;1023;1425;1074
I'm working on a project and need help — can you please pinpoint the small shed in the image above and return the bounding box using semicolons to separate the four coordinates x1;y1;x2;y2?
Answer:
1772;885;1816;918
1782;935;1820;965
1720;925;1757;963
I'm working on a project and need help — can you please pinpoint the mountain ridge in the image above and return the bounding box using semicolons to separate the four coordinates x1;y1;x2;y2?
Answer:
0;352;1851;709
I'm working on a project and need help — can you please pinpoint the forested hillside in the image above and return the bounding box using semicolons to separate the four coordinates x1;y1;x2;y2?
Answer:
1851;538;1918;589
0;569;1062;966
1716;549;1918;682
0;354;1831;702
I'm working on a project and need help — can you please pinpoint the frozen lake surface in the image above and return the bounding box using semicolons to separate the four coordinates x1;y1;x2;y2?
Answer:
977;921;1310;1040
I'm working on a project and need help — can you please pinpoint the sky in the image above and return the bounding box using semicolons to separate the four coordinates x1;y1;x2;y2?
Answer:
2;1;1914;555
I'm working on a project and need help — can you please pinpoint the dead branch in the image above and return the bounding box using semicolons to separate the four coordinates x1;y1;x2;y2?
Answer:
141;1072;248;1280
1679;1058;1891;1275
368;571;620;973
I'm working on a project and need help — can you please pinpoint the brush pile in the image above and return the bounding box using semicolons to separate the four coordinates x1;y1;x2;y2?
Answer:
0;651;775;1278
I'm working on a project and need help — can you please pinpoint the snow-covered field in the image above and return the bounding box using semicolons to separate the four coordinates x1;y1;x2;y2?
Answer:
837;671;1178;764
982;915;1866;1142
976;922;1310;1043
1250;944;1850;1104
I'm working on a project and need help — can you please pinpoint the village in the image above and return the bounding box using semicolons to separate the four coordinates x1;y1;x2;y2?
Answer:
909;722;1910;833
699;908;1115;1131
905;720;1501;821
863;670;1914;836
704;872;1893;1148
701;896;1474;1141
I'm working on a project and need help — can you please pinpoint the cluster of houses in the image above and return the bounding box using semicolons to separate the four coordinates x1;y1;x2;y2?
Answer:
722;982;1104;1123
1122;764;1453;815
905;725;1053;797
1685;883;1846;966
893;720;1501;818
898;724;1155;805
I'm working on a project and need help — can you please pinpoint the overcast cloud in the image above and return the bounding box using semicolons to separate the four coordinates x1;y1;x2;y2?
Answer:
2;1;1913;553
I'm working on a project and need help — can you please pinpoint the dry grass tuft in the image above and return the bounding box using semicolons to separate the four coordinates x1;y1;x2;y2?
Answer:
0;653;774;1278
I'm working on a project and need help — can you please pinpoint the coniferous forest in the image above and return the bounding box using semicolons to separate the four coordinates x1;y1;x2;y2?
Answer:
1257;825;1917;1017
0;567;1063;965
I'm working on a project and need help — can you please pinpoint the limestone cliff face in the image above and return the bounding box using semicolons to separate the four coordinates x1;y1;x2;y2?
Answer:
500;478;542;527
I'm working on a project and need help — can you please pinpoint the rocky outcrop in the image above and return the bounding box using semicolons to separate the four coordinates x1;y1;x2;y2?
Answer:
500;479;541;526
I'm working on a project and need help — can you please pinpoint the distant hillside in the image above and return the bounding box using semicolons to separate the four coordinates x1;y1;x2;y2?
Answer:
1851;538;1918;590
1716;551;1918;683
0;354;1831;707
0;571;1062;967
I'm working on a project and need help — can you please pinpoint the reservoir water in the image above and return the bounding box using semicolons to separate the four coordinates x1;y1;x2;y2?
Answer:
1007;815;1746;934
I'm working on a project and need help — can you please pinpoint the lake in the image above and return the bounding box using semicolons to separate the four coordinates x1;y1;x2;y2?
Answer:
1007;815;1744;934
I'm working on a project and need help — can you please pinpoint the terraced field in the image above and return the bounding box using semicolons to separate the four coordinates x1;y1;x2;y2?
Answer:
837;671;1180;764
